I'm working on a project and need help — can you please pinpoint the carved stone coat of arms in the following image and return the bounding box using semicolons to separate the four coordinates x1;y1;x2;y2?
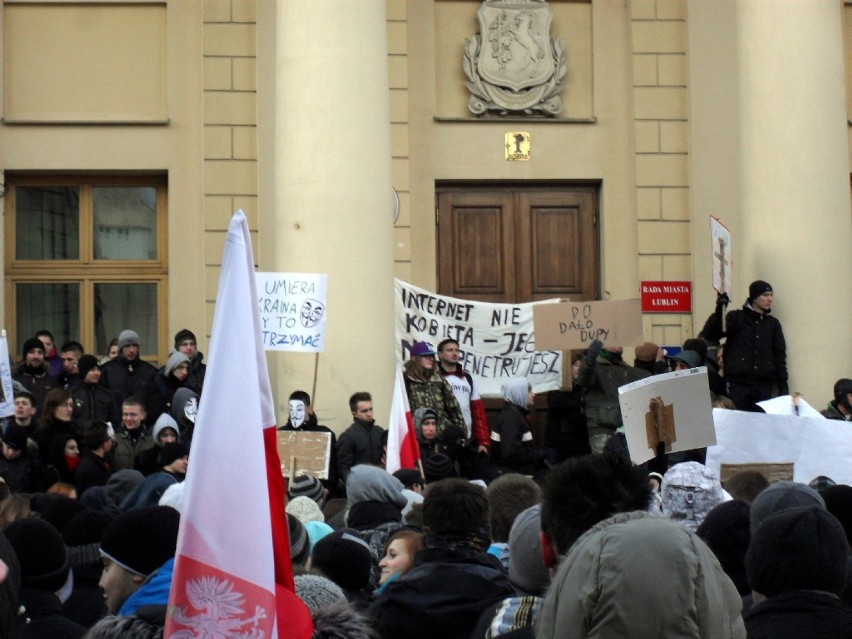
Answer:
464;0;567;116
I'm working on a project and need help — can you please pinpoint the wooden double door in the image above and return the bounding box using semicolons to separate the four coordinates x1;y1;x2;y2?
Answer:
436;184;599;303
436;183;600;436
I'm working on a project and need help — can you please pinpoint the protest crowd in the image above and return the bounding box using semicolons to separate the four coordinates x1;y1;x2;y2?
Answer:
0;278;850;638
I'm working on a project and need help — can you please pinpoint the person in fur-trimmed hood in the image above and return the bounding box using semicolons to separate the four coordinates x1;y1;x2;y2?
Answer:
312;600;376;639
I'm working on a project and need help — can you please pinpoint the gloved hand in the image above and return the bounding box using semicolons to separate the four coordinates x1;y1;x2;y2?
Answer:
585;340;603;365
716;291;730;307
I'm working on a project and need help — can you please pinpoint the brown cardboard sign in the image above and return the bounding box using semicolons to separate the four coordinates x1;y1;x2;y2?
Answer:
719;463;794;485
277;431;331;480
646;396;676;453
532;299;644;351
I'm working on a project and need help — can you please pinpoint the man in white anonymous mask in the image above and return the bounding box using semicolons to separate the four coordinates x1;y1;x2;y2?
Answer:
278;390;339;495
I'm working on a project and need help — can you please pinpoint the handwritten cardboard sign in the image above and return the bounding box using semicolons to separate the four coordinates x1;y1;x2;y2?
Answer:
277;431;332;479
256;272;328;352
395;279;563;396
619;367;715;465
532;299;644;351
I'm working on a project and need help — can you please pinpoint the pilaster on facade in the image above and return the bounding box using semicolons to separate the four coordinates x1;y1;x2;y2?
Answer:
388;0;412;282
202;0;259;331
631;0;692;344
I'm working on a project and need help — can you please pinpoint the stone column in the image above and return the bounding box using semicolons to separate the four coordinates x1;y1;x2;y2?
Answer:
272;1;395;427
736;0;852;400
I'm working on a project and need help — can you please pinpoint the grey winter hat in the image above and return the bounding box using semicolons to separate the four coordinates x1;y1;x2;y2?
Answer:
413;407;438;433
750;480;825;534
164;351;190;377
508;504;550;596
286;496;325;524
294;574;346;615
117;329;140;351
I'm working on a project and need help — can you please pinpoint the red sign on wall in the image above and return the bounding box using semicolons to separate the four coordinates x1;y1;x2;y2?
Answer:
641;281;692;313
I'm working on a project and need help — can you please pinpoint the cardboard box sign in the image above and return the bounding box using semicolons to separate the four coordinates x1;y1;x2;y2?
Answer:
619;367;715;465
719;463;794;486
277;431;332;480
532;299;644;351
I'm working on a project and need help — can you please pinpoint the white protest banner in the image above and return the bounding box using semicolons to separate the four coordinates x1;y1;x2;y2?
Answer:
706;408;852;485
710;217;732;294
0;333;13;417
255;273;328;352
533;299;644;350
618;367;715;464
757;394;825;419
395;279;562;396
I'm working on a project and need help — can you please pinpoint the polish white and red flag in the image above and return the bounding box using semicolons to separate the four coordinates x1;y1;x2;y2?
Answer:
385;365;421;474
166;210;307;638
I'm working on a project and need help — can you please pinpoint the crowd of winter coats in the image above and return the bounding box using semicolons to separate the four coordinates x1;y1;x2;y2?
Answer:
1;448;852;638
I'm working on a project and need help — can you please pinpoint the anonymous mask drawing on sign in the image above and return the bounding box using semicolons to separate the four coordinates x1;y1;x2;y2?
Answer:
300;299;325;328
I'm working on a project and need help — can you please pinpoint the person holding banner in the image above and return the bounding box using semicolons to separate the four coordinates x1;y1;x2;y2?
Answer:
403;342;467;446
577;341;650;454
436;339;490;455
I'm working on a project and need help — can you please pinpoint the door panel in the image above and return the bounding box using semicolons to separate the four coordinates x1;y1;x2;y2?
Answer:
519;190;597;300
436;184;600;439
438;185;598;303
437;191;515;301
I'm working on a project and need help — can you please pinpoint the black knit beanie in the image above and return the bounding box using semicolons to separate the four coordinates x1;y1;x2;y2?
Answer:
159;441;189;468
21;338;44;359
62;510;115;568
822;484;852;544
99;506;180;576
174;329;197;349
748;280;772;301
5;518;70;592
310;529;372;591
746;505;848;597
696;500;751;595
77;355;101;380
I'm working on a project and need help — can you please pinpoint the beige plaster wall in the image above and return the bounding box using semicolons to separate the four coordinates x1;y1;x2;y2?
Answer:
0;1;205;360
689;0;852;403
201;0;259;349
405;0;642;306
630;0;694;347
